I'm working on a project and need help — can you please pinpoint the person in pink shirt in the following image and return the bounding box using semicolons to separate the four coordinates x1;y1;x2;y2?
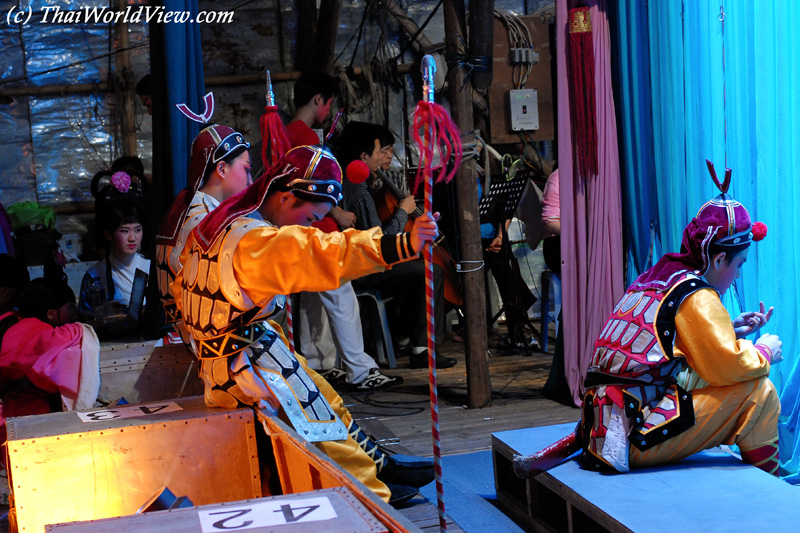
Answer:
0;257;100;457
541;168;561;273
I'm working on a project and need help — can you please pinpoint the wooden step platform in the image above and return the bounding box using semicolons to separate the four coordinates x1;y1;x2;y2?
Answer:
493;422;799;532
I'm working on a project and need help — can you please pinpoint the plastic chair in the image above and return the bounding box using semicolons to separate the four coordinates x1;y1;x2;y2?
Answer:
540;271;561;352
354;289;396;369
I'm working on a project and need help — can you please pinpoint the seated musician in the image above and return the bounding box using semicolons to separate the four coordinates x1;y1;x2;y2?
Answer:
288;72;402;390
581;163;782;475
339;121;456;369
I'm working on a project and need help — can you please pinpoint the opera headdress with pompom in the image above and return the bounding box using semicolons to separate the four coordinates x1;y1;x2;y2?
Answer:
630;159;767;291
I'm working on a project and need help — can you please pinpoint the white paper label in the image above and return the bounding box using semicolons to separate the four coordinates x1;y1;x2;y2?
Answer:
77;402;183;422
198;496;337;531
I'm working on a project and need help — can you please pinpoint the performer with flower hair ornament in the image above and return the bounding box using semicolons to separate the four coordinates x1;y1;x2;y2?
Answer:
515;160;783;478
79;168;150;325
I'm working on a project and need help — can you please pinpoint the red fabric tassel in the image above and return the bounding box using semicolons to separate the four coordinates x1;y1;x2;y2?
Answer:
411;101;463;192
568;7;598;178
260;105;291;170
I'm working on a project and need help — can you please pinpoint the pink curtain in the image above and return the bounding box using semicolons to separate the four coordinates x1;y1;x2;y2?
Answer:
557;0;624;405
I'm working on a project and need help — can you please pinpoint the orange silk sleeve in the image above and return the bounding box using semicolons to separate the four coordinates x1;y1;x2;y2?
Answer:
233;225;389;303
674;288;770;387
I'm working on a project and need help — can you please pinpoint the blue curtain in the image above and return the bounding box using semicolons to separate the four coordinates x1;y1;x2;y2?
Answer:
609;0;658;286
613;0;800;480
163;0;206;194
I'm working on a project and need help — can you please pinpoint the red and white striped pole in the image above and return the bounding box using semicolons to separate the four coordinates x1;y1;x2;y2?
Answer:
412;54;462;532
285;297;296;355
421;54;446;532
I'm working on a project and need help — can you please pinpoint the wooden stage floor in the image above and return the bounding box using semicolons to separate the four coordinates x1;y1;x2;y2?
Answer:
342;325;581;531
343;325;580;459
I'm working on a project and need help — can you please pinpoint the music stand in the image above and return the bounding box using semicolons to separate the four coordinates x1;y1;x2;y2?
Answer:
479;174;539;355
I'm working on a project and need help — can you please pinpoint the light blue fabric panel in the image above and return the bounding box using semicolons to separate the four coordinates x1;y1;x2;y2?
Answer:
745;1;800;483
617;1;800;479
647;1;688;257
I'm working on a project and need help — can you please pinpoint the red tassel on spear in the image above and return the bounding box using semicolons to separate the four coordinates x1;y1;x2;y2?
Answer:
410;54;462;533
568;6;598;178
411;73;462;192
260;69;291;170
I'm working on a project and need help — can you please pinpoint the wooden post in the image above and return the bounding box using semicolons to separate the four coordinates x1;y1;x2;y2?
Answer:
114;0;137;157
468;0;494;92
443;0;491;408
314;0;342;73
296;0;317;71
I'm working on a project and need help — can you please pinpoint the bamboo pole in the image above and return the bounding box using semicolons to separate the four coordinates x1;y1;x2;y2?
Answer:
114;0;137;157
380;0;436;51
0;65;417;98
443;0;491;408
379;0;488;114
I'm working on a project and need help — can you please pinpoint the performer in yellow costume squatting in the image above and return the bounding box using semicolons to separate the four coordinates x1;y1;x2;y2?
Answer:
581;161;783;475
172;143;438;505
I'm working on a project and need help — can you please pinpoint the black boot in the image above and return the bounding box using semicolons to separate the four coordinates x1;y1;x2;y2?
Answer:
387;483;419;508
347;420;435;488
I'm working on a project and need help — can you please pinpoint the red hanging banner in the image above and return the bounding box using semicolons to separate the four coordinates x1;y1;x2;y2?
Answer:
568;6;598;179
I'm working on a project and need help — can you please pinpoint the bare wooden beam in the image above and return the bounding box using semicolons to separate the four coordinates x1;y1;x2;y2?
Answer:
443;0;491;408
0;82;109;97
0;64;422;99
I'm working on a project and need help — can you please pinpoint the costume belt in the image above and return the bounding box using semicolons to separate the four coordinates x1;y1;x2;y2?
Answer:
199;319;347;442
584;371;654;389
197;322;267;360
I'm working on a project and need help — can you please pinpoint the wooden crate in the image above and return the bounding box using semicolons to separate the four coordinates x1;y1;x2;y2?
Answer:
259;413;417;533
99;341;204;404
7;396;260;533
46;487;387;533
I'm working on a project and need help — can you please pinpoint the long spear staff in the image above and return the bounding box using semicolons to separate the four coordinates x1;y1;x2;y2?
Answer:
411;54;462;533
